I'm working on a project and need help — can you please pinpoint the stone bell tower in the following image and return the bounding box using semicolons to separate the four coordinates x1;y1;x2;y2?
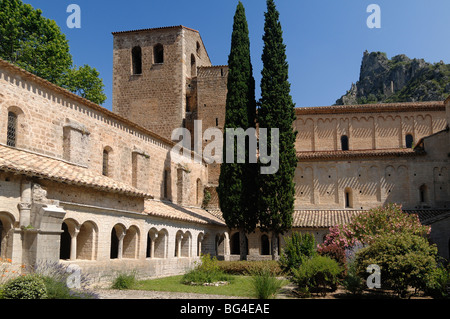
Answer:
112;25;212;141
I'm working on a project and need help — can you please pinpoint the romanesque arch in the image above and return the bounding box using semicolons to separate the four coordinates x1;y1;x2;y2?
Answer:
59;218;79;260
154;228;168;258
181;231;192;257
110;223;126;259
123;225;140;259
77;221;98;260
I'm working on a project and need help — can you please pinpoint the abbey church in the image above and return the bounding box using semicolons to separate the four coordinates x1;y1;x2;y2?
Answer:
0;25;448;281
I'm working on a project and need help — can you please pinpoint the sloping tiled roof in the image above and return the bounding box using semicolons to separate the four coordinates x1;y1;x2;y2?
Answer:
145;200;226;226
405;210;450;225
206;208;361;228
296;148;425;161
292;210;362;228
295;101;445;115
0;145;151;198
112;25;199;35
204;208;450;229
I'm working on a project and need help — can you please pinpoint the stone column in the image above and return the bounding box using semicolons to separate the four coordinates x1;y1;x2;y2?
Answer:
117;229;126;259
69;227;80;261
18;203;32;228
19;180;32;227
177;234;183;257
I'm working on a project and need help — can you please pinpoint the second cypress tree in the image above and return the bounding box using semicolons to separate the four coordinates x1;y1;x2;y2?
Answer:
258;0;298;259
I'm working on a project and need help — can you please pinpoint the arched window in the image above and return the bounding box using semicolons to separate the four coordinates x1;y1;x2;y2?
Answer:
132;46;142;75
191;54;196;77
102;149;109;176
344;188;353;208
341;135;349;151
154;44;164;64
261;234;270;255
7;112;17;147
419;184;427;203
405;134;414;148
77;221;97;260
196;42;201;55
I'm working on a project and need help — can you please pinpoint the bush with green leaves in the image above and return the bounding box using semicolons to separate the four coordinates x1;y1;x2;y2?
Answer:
251;267;284;299
111;271;137;290
424;265;450;299
217;260;282;276
2;274;47;299
279;232;317;274
291;255;342;296
182;254;232;285
355;232;438;298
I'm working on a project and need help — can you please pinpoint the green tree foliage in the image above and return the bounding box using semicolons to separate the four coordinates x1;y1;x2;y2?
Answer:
355;232;438;298
217;1;257;260
279;232;316;274
0;0;106;105
257;0;297;258
61;65;107;104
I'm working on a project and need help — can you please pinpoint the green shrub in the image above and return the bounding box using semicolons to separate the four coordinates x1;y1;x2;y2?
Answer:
425;265;450;299
342;261;365;295
291;255;342;297
111;271;137;290
355;232;438;298
251;267;284;299
279;232;317;274
217;260;282;276
2;274;48;299
182;254;233;285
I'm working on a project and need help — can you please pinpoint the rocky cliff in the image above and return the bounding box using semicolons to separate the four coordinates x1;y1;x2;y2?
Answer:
335;51;450;105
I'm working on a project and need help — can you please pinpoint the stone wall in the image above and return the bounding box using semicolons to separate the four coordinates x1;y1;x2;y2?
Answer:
295;155;449;210
294;104;446;152
0;60;208;206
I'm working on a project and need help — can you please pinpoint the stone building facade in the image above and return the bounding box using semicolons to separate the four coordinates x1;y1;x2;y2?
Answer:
0;25;449;282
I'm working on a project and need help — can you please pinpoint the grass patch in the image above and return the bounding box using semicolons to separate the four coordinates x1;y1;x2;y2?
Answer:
134;275;257;297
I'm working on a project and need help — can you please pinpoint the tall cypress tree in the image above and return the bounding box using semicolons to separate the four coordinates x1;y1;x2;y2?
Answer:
258;0;297;259
217;1;258;261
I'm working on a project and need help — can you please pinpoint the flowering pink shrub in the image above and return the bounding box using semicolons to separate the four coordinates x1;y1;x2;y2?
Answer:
318;204;431;262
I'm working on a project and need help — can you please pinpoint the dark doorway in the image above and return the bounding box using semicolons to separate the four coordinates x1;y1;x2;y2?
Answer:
59;222;71;260
110;227;119;259
261;235;270;255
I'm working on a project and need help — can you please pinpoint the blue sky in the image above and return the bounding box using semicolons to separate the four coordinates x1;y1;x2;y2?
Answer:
23;0;450;110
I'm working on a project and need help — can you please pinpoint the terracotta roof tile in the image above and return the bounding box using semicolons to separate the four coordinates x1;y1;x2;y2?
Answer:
112;25;199;35
292;210;361;228
145;200;226;226
0;145;151;198
404;210;450;225
295;101;444;115
296;148;424;161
